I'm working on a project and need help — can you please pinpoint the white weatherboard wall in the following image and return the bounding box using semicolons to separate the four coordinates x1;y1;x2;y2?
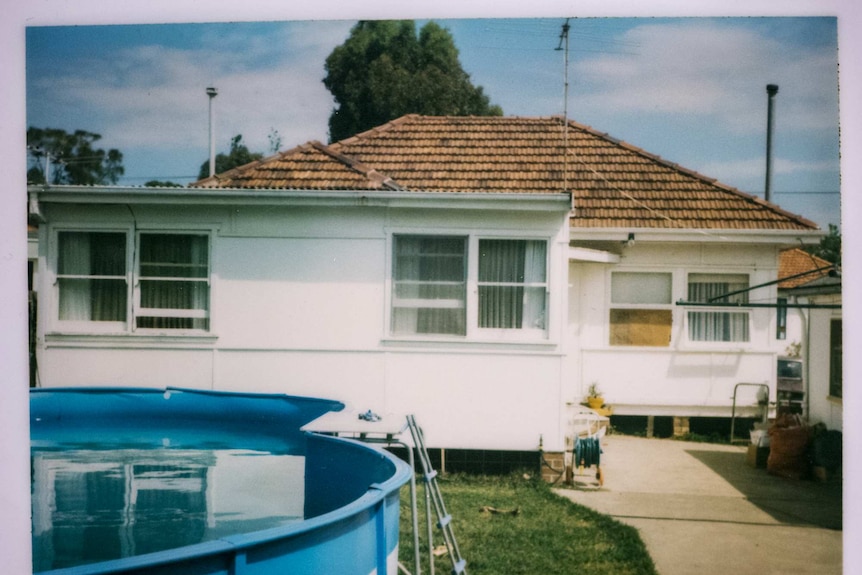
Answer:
566;241;782;417
37;196;573;452
805;304;843;431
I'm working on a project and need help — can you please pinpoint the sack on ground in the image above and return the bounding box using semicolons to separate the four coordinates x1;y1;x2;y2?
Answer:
767;414;811;479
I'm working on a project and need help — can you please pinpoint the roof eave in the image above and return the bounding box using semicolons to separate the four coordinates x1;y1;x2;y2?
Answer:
569;227;824;245
28;184;572;213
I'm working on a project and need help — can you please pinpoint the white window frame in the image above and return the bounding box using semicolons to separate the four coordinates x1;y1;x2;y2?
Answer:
608;271;674;347
133;230;212;333
684;272;752;345
49;226;213;335
50;225;134;334
387;231;551;342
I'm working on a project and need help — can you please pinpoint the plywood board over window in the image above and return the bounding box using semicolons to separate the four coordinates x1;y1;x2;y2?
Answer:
609;271;672;347
610;309;672;346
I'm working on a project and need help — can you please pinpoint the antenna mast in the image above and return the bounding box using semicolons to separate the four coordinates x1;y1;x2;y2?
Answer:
556;19;571;193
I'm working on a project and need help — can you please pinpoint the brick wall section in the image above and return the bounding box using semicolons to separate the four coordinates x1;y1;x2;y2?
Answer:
540;451;567;483
673;416;691;436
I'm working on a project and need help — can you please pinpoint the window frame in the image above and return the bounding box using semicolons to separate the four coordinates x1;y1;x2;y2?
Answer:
608;271;674;347
133;231;212;333
387;231;552;342
51;225;134;334
684;272;752;345
829;318;842;399
49;225;214;335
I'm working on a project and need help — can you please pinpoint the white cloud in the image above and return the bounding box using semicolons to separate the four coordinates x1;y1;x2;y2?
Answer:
574;20;839;136
29;21;354;157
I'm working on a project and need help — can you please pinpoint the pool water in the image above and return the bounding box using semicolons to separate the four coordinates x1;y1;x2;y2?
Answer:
30;388;410;575
32;432;306;571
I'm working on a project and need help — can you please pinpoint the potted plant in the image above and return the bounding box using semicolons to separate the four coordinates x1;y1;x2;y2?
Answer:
586;383;604;409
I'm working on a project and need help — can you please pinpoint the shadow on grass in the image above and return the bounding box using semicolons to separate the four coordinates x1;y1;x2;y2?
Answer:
685;449;842;530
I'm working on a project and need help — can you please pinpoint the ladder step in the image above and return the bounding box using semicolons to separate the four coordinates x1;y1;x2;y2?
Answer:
407;414;467;575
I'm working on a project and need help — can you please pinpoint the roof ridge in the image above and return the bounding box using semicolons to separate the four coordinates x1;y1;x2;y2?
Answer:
331;114;421;149
311;141;405;191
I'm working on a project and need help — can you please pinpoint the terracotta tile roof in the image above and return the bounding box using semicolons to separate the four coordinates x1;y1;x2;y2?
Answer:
778;248;833;288
193;115;818;231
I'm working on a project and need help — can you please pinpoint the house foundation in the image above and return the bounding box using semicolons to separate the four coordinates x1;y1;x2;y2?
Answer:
540;451;566;483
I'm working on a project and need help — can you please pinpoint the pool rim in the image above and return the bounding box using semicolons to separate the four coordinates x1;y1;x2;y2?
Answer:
30;387;413;575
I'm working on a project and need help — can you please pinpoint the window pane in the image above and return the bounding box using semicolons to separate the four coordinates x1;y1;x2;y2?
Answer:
610;309;672;346
688;274;748;304
687;274;749;342
830;319;842;398
140;234;209;278
137;234;209;330
140;280;209;310
612;272;671;304
478;240;547;330
392;236;466;336
57;232;127;322
688;311;749;342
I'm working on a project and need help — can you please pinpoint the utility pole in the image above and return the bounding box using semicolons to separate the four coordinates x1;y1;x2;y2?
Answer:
206;86;218;178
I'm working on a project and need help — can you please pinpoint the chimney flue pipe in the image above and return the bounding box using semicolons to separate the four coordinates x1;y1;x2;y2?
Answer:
765;84;779;203
206;86;218;178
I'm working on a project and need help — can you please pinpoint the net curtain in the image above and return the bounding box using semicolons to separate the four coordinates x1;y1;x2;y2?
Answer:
687;275;749;342
478;240;546;330
57;232;127;322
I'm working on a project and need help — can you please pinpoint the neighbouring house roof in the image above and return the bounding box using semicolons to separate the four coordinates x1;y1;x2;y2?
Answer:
778;248;834;289
192;114;818;232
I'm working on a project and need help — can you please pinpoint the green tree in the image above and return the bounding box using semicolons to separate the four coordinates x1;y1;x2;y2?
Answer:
198;134;264;180
805;223;841;266
144;180;184;188
27;127;124;185
323;20;502;142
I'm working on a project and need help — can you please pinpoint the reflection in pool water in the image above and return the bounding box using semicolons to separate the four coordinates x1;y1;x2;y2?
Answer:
31;444;305;571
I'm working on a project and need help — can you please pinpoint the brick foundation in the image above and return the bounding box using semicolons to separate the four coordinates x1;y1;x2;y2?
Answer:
673;416;690;436
540;451;567;483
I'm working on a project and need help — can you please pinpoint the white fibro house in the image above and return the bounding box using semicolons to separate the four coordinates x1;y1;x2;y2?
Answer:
30;115;828;468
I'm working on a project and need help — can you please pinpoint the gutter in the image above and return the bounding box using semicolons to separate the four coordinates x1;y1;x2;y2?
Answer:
569;228;823;245
28;184;572;213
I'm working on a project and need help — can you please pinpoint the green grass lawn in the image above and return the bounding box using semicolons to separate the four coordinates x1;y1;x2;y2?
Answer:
399;473;657;575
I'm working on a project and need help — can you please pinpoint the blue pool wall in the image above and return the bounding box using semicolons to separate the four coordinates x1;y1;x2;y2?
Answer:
30;387;412;575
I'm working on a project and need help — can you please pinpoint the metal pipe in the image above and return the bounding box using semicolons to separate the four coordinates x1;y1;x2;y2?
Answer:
206;87;218;178
765;84;779;203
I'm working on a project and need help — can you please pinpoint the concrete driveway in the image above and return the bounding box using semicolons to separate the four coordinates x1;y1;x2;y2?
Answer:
554;435;843;575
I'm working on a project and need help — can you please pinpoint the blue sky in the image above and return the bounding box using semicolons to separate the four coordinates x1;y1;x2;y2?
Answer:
24;16;841;228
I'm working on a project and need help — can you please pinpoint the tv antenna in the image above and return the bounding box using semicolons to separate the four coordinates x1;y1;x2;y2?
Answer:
556;18;571;194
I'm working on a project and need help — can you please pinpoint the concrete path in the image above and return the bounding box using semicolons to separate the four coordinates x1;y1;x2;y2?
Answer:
554;435;843;575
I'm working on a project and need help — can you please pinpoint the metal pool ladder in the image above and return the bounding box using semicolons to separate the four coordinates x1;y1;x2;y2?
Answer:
406;414;467;575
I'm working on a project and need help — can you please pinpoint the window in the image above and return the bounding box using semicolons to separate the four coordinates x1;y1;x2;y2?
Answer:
609;272;672;346
392;236;467;336
687;273;749;342
776;297;788;340
829;319;842;398
390;235;549;338
136;233;210;330
478;239;547;331
57;231;127;325
54;229;210;332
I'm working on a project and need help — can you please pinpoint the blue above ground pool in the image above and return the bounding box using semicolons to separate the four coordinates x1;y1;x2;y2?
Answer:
30;387;412;575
